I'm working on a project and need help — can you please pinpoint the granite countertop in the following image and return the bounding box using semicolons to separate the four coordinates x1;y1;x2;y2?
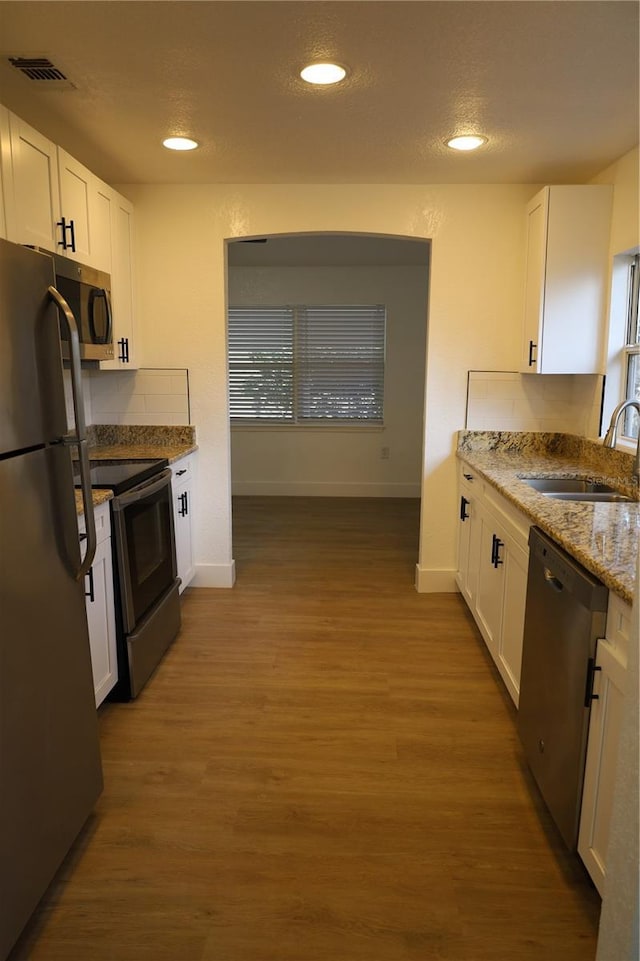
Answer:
457;431;639;604
88;441;197;464
75;488;113;516
86;423;198;465
75;425;198;516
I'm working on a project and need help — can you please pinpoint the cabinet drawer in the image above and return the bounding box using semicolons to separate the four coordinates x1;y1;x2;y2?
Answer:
171;456;192;484
604;593;631;665
459;460;477;484
78;500;111;546
483;485;530;549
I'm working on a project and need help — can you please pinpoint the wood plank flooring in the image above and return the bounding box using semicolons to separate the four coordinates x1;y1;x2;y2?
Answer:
9;497;601;961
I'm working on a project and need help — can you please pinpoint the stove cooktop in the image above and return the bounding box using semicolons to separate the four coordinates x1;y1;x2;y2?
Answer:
74;459;169;496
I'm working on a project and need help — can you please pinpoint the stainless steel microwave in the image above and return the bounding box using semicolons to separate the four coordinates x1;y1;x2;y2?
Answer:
51;252;114;362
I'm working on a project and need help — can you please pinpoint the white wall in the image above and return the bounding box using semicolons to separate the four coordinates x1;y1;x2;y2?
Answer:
228;264;428;497
591;146;639;256
120;183;533;590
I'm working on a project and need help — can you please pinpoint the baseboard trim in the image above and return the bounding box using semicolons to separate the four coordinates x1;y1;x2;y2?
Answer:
192;561;236;589
232;481;421;498
415;565;458;593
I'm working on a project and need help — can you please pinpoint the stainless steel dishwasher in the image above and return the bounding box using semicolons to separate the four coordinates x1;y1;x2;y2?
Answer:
517;527;608;849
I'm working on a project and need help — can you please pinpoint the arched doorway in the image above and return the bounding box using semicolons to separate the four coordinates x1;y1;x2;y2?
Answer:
225;231;431;583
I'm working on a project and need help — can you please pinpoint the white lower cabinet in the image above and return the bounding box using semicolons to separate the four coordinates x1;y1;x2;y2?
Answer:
456;467;481;608
80;502;117;706
171;454;195;593
457;461;530;707
578;593;630;895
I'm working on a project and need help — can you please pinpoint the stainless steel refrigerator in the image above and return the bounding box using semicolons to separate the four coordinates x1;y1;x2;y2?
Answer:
0;238;103;959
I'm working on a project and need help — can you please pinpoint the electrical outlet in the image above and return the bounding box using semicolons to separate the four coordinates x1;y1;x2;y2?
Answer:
381;446;390;460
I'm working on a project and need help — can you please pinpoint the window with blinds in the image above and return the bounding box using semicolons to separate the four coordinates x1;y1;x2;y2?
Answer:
228;304;386;424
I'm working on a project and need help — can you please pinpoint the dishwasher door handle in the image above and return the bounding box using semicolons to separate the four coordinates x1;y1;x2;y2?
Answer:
543;567;564;592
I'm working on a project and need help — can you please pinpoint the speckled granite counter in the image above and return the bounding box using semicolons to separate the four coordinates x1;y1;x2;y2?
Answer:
75;488;113;516
86;424;198;465
73;426;197;515
457;431;639;604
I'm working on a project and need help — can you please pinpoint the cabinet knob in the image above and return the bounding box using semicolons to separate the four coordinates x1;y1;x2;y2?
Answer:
528;339;537;367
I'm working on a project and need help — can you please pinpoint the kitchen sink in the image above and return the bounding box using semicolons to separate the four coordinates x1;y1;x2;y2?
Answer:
521;477;634;503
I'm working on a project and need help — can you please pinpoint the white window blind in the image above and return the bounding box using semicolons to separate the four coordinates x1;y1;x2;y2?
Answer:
228;304;386;424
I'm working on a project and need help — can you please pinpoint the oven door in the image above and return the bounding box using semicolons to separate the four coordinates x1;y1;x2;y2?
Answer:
111;469;177;632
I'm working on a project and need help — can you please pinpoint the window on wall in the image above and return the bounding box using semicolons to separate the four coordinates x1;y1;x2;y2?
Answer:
621;253;640;439
228;304;386;425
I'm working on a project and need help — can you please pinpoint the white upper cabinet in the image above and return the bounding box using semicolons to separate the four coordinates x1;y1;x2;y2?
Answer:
521;185;613;375
4;112;113;273
99;191;138;369
5;113;61;252
1;106;139;366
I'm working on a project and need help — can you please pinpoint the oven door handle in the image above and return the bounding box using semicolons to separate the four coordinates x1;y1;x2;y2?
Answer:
111;469;173;510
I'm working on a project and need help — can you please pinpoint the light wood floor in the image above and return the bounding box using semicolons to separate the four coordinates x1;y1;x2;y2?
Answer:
10;497;601;961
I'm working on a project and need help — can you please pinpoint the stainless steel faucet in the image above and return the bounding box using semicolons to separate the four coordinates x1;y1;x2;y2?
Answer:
603;399;640;483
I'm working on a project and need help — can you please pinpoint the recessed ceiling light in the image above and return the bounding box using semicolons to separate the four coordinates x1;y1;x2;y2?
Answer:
300;62;347;85
446;135;488;152
162;137;199;151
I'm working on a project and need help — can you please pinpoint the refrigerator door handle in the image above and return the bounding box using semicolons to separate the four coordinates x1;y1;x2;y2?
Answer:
48;285;97;579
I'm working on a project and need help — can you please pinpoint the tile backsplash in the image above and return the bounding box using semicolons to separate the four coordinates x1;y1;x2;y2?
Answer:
89;368;190;426
465;371;604;437
63;367;190;428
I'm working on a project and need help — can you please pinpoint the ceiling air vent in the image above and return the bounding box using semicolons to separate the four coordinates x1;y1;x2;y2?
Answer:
7;57;75;90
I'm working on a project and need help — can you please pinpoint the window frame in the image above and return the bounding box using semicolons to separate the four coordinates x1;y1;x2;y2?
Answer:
620;253;640;441
602;248;640;447
227;303;387;428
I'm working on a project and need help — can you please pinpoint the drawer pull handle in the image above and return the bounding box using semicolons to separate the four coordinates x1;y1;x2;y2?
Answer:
85;566;95;604
584;658;602;707
491;534;504;568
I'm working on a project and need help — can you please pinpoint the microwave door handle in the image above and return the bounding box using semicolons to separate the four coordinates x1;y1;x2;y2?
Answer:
111;470;172;510
47;285;97;579
88;288;113;346
103;289;113;345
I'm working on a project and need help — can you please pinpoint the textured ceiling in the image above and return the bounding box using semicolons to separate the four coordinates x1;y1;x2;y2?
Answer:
0;1;637;186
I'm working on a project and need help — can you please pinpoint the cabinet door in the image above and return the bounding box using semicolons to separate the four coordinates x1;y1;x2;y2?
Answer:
84;536;117;706
90;180;113;274
6;114;60;250
474;509;505;658
578;637;627;895
521;192;546;373
521;185;611;375
172;461;195;592
456;491;481;608
101;191;137;369
58;148;93;264
497;538;528;706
